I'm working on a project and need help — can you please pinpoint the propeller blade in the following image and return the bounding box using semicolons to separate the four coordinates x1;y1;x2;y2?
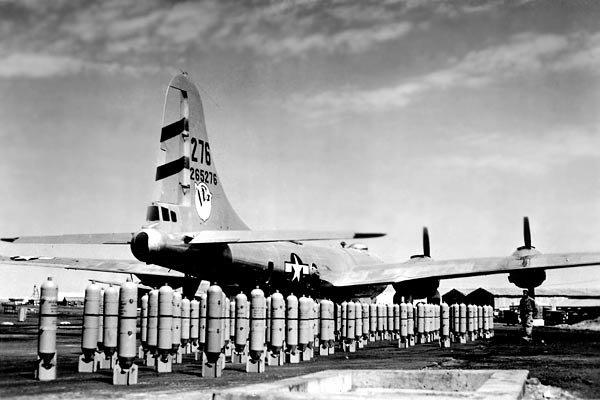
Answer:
523;216;531;249
423;227;430;258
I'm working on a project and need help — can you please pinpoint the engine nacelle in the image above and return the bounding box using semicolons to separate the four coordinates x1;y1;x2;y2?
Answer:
130;229;168;262
393;278;439;303
508;269;546;289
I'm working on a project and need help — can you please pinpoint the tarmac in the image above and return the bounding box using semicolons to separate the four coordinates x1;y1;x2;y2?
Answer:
1;312;599;399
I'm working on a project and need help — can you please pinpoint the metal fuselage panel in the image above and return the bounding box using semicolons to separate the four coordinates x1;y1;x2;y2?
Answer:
157;240;386;298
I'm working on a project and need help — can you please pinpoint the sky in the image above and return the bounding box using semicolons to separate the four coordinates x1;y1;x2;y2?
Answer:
0;0;599;298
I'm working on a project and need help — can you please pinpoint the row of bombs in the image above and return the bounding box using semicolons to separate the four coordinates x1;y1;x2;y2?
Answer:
35;277;495;385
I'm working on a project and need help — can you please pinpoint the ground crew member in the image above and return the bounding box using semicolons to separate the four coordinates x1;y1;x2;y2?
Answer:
519;290;537;342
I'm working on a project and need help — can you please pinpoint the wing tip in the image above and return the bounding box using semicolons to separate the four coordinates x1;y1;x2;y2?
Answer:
1;237;18;243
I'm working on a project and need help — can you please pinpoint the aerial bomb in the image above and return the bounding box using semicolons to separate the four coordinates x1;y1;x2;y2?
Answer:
233;292;249;364
79;282;101;373
201;284;225;377
35;277;58;381
387;304;395;339
335;303;342;339
190;298;200;352
369;304;377;341
100;285;119;370
459;303;467;343
298;296;313;361
285;294;300;363
345;301;356;353
171;291;182;363
451;303;460;342
246;287;266;373
377;304;386;340
113;280;138;385
340;301;348;341
138;294;148;359
399;301;408;348
181;297;191;353
467;304;476;341
146;289;159;365
198;292;207;353
406;302;415;346
267;291;285;366
319;300;333;356
416;303;426;344
477;305;483;338
97;289;104;352
355;302;363;348
440;303;450;348
156;284;173;372
393;304;400;341
313;301;320;347
361;303;370;342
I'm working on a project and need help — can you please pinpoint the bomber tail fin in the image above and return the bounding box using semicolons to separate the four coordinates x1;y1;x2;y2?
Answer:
147;74;247;233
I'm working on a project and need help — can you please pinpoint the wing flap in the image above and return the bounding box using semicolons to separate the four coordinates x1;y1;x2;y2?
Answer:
188;230;385;244
326;252;600;287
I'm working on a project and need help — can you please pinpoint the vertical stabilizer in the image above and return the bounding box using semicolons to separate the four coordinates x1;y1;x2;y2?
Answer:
148;74;247;233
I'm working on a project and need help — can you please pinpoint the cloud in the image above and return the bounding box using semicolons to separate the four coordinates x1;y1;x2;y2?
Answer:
289;31;598;117
433;127;600;175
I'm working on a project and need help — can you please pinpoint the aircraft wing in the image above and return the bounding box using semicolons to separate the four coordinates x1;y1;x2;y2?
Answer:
187;230;385;244
0;255;185;278
1;233;134;244
326;252;600;287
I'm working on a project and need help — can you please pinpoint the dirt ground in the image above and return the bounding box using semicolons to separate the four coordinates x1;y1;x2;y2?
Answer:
1;314;599;399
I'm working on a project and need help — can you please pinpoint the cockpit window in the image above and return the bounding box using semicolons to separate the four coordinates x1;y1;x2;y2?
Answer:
161;207;170;222
146;206;159;222
170;210;177;222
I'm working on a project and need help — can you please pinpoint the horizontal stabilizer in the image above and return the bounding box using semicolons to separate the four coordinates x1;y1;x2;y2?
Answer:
1;233;134;244
188;230;385;244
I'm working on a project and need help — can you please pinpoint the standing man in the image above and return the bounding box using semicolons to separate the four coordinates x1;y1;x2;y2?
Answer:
519;290;537;342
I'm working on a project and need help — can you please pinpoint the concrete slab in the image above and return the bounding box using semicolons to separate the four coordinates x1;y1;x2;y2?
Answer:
213;369;529;400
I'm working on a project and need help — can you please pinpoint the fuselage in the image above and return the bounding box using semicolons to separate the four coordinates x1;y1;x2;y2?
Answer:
130;228;387;299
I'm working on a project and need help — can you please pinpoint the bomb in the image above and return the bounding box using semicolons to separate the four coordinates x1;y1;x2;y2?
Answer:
298;296;313;361
234;292;249;352
198;292;207;352
416;302;426;344
340;301;348;341
35;277;58;381
393;304;400;340
345;301;356;353
459;303;467;343
406;302;415;346
362;303;370;342
171;291;182;363
146;289;159;365
78;282;101;373
156;284;173;372
399;301;408;348
369;304;377;341
190;298;200;352
181;297;191;352
201;284;225;377
267;291;285;366
113;279;138;385
285;294;300;363
319;300;333;356
100;285;119;369
246;287;266;373
440;303;450;348
138;294;148;359
355;301;363;348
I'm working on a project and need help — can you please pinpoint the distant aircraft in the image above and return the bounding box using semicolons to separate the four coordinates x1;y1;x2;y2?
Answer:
2;74;600;302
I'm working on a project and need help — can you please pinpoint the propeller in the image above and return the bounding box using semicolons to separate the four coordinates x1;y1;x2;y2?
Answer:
411;227;431;259
517;216;535;250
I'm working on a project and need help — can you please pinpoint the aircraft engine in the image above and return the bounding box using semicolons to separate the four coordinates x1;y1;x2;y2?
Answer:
508;269;546;289
130;229;168;262
393;279;440;303
507;217;546;293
